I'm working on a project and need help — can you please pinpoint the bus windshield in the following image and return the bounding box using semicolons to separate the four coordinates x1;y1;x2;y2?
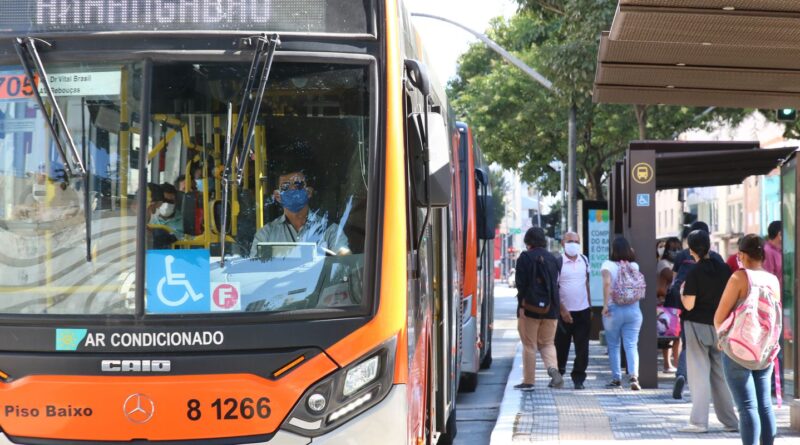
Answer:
144;61;370;316
0;62;142;315
0;60;371;317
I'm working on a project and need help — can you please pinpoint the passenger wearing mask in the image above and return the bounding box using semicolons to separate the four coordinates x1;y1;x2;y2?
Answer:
657;237;682;372
250;171;350;257
677;230;738;434
726;237;743;273
715;234;780;445
555;231;591;390
149;183;184;239
602;236;644;391
669;220;723;399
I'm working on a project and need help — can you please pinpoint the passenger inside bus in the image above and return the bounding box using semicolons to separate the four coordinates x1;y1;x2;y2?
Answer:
149;183;184;237
250;169;351;258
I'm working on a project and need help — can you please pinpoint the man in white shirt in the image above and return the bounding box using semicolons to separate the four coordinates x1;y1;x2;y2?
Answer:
555;231;592;389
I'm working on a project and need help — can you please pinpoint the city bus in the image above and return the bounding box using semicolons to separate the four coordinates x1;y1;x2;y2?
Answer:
0;1;464;443
454;122;494;392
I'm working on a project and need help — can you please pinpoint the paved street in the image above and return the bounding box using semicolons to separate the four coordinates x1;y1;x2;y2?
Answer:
454;283;518;444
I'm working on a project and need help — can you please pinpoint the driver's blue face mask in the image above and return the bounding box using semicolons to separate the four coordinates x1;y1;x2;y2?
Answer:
280;189;309;213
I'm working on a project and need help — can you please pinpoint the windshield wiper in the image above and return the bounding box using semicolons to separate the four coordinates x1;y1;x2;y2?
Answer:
14;37;86;178
219;34;280;265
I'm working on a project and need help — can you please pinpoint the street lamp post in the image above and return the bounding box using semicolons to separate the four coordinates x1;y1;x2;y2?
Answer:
411;12;578;234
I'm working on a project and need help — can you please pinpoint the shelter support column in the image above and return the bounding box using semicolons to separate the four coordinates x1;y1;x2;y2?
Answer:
627;148;657;389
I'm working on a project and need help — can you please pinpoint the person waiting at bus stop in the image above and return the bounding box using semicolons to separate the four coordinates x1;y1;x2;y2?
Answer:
514;227;563;391
678;230;738;434
555;231;591;390
250;170;350;257
669;220;723;399
601;236;643;391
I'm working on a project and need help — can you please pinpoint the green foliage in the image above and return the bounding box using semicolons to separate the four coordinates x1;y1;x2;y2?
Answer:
490;168;508;227
448;0;747;200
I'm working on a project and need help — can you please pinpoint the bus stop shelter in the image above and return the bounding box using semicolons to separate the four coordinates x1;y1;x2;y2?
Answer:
609;141;795;390
594;2;800;424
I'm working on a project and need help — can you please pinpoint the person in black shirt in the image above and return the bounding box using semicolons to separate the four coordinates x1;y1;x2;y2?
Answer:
677;230;738;433
669;220;724;399
513;227;562;391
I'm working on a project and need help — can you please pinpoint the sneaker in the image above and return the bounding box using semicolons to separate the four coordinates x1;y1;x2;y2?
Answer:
672;375;685;400
722;425;739;432
547;367;564;389
513;383;534;391
574;382;585;390
677;424;708;433
630;377;641;391
605;379;621;388
663;367;677;373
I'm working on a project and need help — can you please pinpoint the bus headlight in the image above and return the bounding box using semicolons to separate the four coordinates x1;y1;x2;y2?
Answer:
282;336;397;437
343;355;379;396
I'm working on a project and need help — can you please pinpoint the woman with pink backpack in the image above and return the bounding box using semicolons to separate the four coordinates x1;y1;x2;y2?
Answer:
715;234;782;445
601;237;646;390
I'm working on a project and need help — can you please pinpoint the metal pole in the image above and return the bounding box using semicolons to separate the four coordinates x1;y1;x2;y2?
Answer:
410;12;554;91
560;162;566;232
568;103;578;232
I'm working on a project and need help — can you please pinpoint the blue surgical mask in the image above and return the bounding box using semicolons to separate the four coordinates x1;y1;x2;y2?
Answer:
195;179;204;191
281;189;309;213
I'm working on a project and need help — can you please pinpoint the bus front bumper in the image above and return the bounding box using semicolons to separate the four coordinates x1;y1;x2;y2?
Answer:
0;385;407;445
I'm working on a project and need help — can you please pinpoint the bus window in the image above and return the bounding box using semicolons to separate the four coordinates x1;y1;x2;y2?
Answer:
144;62;370;316
0;63;142;314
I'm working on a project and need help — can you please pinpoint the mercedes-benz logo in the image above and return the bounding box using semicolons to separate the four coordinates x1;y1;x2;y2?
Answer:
123;393;155;424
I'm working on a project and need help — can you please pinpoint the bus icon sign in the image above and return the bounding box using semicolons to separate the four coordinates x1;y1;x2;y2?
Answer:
632;162;654;184
211;283;241;312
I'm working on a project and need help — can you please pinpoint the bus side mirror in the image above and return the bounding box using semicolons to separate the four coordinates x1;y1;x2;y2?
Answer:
477;195;495;240
410;111;452;208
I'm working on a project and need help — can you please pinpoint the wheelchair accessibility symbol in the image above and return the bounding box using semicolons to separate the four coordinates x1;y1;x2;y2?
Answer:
157;255;204;306
146;250;210;314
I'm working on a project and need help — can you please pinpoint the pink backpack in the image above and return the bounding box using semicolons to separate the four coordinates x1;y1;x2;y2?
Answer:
717;269;782;371
657;306;682;337
610;261;646;305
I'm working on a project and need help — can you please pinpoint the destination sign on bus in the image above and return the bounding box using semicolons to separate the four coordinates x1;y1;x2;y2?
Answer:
0;0;370;35
0;74;36;99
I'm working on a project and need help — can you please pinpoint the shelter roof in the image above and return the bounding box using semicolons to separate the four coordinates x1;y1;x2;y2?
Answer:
594;1;800;108
629;141;796;190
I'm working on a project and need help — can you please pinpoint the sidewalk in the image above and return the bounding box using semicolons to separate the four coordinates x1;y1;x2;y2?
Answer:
491;338;800;444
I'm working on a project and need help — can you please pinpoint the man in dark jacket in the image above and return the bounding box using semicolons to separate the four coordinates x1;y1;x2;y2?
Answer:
514;227;562;390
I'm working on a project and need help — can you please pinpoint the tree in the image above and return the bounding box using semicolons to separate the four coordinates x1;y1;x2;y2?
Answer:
490;168;508;229
448;1;746;200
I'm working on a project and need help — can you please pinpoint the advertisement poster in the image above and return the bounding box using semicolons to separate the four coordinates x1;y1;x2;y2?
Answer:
587;209;609;306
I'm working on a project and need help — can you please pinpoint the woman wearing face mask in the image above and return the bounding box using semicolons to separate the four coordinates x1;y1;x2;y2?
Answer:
715;234;780;445
677;230;738;433
657;237;682;372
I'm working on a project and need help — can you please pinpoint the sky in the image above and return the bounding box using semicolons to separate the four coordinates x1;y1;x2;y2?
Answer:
405;0;519;82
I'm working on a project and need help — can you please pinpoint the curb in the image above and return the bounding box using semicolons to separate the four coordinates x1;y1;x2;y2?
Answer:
489;341;522;444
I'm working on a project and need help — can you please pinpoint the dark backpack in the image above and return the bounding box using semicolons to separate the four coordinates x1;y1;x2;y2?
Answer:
520;251;555;314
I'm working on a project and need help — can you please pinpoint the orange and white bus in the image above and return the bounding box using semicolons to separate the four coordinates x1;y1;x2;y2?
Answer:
454;122;495;392
0;1;471;443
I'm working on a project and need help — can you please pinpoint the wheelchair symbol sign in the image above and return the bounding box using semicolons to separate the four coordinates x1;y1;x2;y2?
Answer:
636;193;651;207
146;250;210;314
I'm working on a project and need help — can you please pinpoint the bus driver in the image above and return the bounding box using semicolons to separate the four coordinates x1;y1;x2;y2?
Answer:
250;171;350;257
